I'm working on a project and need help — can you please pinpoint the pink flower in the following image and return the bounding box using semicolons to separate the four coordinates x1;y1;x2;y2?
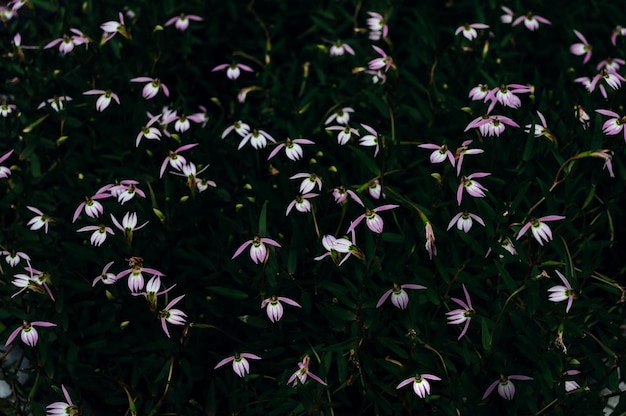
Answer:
484;83;531;112
314;232;362;266
468;83;490;101
37;96;72;112
396;373;441;398
366;12;388;40
368;45;393;72
267;138;315;161
164;13;203;31
588;69;626;99
325;107;354;125
222;120;250;139
596;109;626;141
72;192;111;222
368;180;385;199
516;215;565;246
238;129;276;150
332;186;364;206
328;40;355;56
83;89;120;111
482;374;533;400
110;180;146;203
457;172;490;205
44;28;90;54
136;114;163;146
512;12;551;31
77;225;114;247
446;284;474;339
286;193;318;215
597;57;625;72
0;102;17;117
465;114;519;137
611;25;626;46
158;294;187;338
160;143;199;178
455;23;489;40
92;261;119;286
110;212;148;243
563;370;581;392
212;63;254;80
570;30;592;64
424;222;437;259
1;249;30;267
215;353;262;377
418;143;455;166
347;204;399;234
326;125;359;145
590;149;615;177
232;236;281;264
0;149;14;178
290;172;322;194
47;384;79;416
548;270;575;313
5;320;56;347
27;206;51;233
11;266;55;300
287;355;326;387
376;283;426;310
447;211;485;233
454;140;484;176
525;110;556;142
131;77;169;100
261;295;302;322
359;124;380;156
500;6;514;24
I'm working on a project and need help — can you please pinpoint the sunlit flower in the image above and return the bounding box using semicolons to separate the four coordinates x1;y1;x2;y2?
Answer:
212;63;254;80
376;283;426;310
512;12;551;31
516;215;565;246
482;374;533;400
215;353;262;377
347;204;399;234
457;172;490;205
261;295;302;322
5;320;56;347
232;236;281;264
27;206;51;233
288;355;327;387
267;138;315;161
325;107;354;125
164;13;203;31
455;23;489;40
446;284;474;339
158;294;186;338
570;30;592;64
47;384;80;416
83;89;120;111
131;77;170;100
548;270;575;313
326;125;359;145
396;373;441;398
447;211;485;233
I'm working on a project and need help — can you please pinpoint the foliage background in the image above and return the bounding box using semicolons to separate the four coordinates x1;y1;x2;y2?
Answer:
0;0;625;415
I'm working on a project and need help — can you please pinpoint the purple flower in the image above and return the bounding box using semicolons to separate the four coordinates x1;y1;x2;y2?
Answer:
446;284;474;339
5;320;56;347
232;236;281;264
164;13;203;31
570;30;592;64
418;143;455;166
396;373;441;398
347;204;399;234
596;109;626;141
287;355;327;387
130;77;169;100
548;270;575;313
261;295;301;322
83;89;120;111
368;45;393;72
215;353;262;377
376;283;426;310
457;172;490;205
158;294;187;338
483;374;533;400
516;215;565;246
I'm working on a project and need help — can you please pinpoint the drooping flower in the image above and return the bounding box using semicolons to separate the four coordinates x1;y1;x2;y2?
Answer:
232;236;281;264
464;114;519;137
0;149;14;178
314;231;363;266
0;102;17;117
368;180;385;199
570;30;592;64
455;23;489;40
83;89;120;111
611;25;626;46
525;110;556;142
117;258;165;294
27;206;51;233
457;172;490;205
589;149;615;177
597;57;625;72
446;284;474;339
366;11;388;40
44;29;90;54
376;283;426;310
164;13;203;31
596;109;626;141
1;250;30;267
135;113;163;146
5;320;56;347
160;143;199;178
500;6;514;24
286;193;318;215
418;143;455;166
447;211;485;233
575;105;591;130
563;370;581;392
47;384;80;416
130;77;170;100
516;215;565;246
332;186;364;206
215;353;262;377
359;124;380;156
11;267;55;300
261;295;302;322
548;270;576;313
424;222;437;259
512;12;551;31
328;40;355;56
238;129;276;150
287;355;327;387
347;204;399;234
454;140;484;176
158;294;187;338
482;374;534;400
484;83;531;112
77;225;114;247
290;172;322;194
110;180;147;204
37;96;72;112
92;261;119;286
326;125;359;145
368;45;393;72
468;83;490;101
212;63;254;80
100;12;130;43
222;120;251;139
267;138;315;161
396;373;442;398
325;107;354;126
72;192;111;222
